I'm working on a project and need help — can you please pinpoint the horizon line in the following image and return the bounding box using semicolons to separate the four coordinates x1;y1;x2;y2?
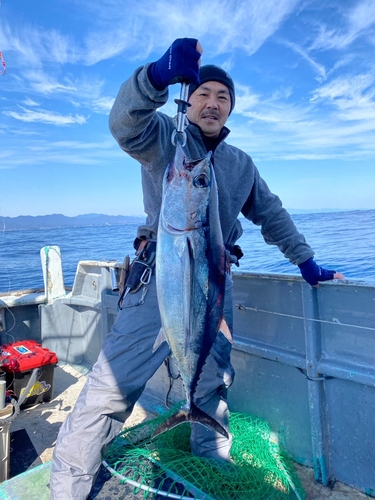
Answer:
1;207;374;219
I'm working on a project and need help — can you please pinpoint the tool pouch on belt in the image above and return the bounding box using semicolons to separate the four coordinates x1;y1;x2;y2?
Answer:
118;238;156;309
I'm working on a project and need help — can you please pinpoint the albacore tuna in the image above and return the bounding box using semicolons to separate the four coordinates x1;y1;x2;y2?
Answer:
153;143;232;439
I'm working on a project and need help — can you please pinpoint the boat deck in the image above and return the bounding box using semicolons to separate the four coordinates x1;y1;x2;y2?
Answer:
2;364;369;499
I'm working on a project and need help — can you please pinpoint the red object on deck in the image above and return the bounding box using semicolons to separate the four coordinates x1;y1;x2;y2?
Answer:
0;341;58;372
0;341;58;408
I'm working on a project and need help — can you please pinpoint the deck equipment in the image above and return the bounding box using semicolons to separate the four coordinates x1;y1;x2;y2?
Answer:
103;402;305;500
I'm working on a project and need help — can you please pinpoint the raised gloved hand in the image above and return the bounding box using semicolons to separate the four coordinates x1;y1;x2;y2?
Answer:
148;38;202;90
298;257;345;286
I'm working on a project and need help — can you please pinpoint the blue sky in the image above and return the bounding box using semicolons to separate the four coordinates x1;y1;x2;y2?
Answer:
1;0;375;218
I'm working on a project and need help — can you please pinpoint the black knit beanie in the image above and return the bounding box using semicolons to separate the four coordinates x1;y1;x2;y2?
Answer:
188;65;235;115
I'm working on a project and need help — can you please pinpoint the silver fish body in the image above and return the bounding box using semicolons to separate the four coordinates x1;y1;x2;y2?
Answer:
154;143;229;438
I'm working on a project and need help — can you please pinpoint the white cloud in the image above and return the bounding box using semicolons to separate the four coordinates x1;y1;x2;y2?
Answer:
0;135;123;170
310;73;375;121
210;0;301;55
232;84;260;115
349;0;375;33
228;71;375;162
31;139;115;151
310;0;375;51
0;21;75;67
91;97;116;114
83;30;134;66
0;0;303;118
22;98;40;106
278;39;327;81
2;0;375;196
0;150;13;160
234;83;311;126
24;70;77;94
3;107;87;125
66;0;303;63
326;54;355;79
311;73;374;102
10;69;105;103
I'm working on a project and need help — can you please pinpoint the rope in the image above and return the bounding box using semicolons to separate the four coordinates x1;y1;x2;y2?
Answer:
236;303;375;332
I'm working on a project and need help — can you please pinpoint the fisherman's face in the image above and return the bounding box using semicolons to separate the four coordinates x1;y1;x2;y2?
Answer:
187;81;231;138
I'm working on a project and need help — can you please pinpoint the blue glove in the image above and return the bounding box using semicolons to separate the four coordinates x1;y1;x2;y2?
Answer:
148;38;201;90
298;257;336;286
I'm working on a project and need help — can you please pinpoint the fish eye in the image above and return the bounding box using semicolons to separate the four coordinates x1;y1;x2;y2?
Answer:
193;174;209;188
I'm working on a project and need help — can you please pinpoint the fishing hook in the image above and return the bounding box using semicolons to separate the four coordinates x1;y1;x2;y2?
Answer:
0;52;6;76
171;81;190;147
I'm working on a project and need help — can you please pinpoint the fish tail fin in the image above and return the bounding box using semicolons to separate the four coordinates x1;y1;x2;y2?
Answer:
152;403;229;439
152;406;190;438
190;403;229;439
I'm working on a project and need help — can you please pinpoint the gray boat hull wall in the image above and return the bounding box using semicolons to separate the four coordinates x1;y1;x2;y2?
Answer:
2;250;374;496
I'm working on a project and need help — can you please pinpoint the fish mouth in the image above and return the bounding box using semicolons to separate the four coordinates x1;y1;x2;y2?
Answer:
166;224;185;232
165;222;196;233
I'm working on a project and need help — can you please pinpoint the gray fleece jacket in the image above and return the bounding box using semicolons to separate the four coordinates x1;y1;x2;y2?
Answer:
109;64;314;266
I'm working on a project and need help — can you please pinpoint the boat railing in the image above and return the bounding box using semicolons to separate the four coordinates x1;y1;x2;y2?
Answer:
1;246;375;496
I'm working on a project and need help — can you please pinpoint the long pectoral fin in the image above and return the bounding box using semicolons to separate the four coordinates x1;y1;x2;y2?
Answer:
219;318;233;344
152;327;167;353
183;237;193;355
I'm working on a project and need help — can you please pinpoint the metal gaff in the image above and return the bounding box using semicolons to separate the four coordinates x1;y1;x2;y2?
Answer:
171;82;190;147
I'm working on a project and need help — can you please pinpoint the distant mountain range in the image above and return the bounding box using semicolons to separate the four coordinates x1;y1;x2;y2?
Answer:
1;208;369;231
1;213;145;231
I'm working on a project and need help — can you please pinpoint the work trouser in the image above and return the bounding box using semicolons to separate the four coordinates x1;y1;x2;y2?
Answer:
50;271;235;500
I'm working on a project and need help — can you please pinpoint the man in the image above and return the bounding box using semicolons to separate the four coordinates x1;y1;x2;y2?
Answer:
50;38;343;499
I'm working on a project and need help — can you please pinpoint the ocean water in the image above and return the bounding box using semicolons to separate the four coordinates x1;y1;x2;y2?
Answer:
0;210;374;293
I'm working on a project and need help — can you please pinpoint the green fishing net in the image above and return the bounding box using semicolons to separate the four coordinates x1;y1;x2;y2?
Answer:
104;402;305;500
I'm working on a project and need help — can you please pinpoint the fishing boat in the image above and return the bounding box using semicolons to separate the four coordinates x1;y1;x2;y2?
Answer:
0;245;373;499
